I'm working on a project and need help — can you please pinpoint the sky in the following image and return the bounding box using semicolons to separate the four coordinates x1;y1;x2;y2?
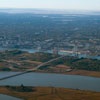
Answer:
0;0;100;11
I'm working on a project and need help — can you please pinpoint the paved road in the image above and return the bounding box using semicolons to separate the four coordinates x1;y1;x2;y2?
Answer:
0;55;66;81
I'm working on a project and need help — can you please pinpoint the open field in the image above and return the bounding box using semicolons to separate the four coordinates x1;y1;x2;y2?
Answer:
0;86;100;100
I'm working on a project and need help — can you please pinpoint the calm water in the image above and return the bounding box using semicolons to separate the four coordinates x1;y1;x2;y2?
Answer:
0;72;100;92
0;94;22;100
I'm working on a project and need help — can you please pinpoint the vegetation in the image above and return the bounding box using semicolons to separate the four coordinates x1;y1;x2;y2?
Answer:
5;85;36;92
0;50;59;71
0;67;11;71
5;50;23;55
0;86;100;100
39;55;100;71
0;50;100;77
63;56;100;71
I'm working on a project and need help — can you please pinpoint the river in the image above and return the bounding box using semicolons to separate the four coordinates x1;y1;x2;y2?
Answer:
0;94;22;100
0;72;100;92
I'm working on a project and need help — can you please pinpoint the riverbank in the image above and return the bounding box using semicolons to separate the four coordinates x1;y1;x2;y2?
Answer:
35;64;100;78
0;86;100;100
0;68;100;78
36;69;100;78
0;50;100;78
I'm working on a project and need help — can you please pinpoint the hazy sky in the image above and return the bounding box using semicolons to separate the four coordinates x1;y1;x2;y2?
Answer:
0;0;100;10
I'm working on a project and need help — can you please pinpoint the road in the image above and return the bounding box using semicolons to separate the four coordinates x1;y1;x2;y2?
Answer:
0;55;66;81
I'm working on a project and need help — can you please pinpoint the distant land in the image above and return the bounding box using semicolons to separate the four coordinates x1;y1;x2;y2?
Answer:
0;10;100;55
0;8;100;15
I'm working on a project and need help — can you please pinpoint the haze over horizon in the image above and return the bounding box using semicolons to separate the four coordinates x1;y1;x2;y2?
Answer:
0;0;100;11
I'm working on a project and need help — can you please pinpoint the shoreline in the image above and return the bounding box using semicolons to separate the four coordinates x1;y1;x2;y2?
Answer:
35;69;100;78
0;69;100;78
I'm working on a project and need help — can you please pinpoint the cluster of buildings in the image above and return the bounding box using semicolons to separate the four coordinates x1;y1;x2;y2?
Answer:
0;33;100;56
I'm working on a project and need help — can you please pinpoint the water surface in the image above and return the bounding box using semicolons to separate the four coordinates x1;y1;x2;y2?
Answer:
0;94;22;100
0;72;100;92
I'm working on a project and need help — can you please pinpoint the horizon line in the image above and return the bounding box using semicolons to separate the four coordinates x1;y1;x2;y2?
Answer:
0;7;100;12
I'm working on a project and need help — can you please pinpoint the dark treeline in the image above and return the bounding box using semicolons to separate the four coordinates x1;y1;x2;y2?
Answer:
58;56;100;71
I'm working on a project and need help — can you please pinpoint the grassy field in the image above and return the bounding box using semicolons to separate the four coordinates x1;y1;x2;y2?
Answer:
0;86;100;100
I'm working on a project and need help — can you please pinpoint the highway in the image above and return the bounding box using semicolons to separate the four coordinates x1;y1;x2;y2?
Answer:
0;55;66;81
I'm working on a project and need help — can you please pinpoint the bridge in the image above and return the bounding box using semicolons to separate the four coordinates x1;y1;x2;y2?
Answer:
0;55;66;81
